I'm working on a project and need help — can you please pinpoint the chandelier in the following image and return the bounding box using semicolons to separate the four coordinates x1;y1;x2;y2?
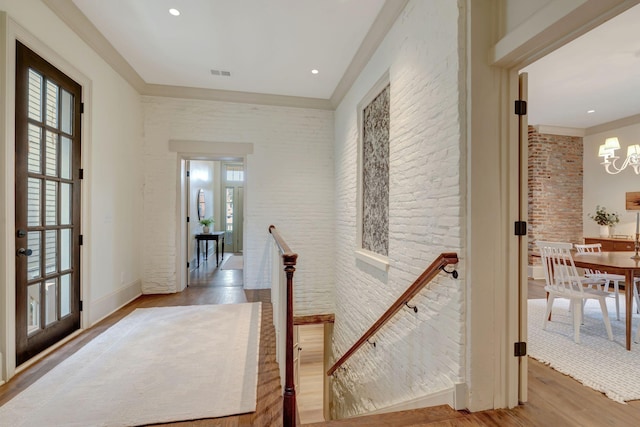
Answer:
598;137;640;174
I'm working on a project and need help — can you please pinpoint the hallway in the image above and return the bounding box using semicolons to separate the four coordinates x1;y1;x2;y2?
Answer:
3;273;640;425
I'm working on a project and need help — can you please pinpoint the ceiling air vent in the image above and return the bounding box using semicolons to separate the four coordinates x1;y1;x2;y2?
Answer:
210;69;231;77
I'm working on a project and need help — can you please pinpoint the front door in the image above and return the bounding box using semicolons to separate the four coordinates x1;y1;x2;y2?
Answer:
15;41;82;365
222;162;244;253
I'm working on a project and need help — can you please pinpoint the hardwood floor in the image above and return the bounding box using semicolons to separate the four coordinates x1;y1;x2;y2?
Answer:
298;324;325;424
3;271;640;426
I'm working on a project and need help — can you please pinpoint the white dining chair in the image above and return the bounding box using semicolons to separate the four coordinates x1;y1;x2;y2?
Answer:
536;241;613;343
575;243;640;321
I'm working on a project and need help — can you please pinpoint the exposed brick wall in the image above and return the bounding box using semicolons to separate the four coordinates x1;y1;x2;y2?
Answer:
141;97;335;316
528;126;584;264
331;0;464;418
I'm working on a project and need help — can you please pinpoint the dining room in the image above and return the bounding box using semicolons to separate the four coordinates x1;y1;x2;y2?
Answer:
525;120;640;403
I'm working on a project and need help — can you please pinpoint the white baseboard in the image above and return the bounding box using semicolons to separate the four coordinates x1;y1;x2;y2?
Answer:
364;387;456;416
453;382;468;410
529;265;544;279
89;280;142;326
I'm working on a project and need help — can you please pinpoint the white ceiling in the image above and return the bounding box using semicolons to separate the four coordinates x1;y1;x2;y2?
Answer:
523;3;640;130
72;0;385;99
67;1;640;128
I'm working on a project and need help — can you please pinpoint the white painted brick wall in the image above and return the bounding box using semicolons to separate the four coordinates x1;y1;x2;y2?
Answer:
331;0;465;417
141;97;335;315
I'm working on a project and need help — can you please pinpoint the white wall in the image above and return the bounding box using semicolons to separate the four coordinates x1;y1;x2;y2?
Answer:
0;0;143;380
583;122;640;237
141;96;335;316
331;0;464;417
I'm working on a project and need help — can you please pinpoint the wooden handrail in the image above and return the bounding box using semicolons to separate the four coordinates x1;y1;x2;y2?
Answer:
268;225;298;427
327;252;459;376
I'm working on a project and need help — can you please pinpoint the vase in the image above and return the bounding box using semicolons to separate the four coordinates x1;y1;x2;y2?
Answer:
203;225;210;234
599;225;609;238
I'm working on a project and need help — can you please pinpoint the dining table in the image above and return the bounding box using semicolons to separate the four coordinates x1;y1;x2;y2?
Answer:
572;251;640;350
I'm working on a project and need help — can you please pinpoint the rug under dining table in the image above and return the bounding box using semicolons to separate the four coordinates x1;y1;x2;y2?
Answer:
528;297;640;403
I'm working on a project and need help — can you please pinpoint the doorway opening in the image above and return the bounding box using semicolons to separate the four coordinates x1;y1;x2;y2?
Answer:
178;157;246;290
514;2;640;407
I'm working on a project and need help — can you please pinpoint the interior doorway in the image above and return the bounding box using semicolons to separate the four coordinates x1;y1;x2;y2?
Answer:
177;155;245;290
512;2;639;407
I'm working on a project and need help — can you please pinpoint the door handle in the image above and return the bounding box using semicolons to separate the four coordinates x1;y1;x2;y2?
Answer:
17;248;33;257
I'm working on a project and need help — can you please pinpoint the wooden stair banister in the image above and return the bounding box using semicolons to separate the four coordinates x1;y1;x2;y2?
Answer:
327;252;459;376
268;225;298;427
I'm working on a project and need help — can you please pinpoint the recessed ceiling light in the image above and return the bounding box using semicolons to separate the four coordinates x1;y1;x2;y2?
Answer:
169;8;180;16
311;69;319;74
587;109;595;114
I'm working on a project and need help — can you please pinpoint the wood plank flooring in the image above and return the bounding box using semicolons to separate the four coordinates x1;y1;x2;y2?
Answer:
298;324;325;424
3;270;640;426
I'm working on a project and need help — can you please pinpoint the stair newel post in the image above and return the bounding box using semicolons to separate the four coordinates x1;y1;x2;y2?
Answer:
283;254;298;427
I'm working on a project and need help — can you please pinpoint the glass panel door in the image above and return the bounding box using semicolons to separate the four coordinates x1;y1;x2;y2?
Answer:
221;163;244;253
15;41;82;365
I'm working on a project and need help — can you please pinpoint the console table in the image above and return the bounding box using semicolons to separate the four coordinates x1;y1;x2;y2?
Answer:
584;236;635;251
195;232;225;267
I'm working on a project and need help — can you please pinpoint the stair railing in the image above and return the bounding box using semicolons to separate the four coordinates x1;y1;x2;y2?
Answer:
327;252;459;376
268;225;298;427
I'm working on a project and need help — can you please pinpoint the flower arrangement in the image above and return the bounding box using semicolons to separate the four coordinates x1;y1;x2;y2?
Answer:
588;205;620;226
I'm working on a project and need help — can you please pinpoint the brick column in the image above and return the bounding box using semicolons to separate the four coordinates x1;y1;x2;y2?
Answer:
528;126;584;265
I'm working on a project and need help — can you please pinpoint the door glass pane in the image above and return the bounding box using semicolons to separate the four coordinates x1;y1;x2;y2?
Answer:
46;180;57;225
45;80;59;129
27;283;41;335
61;136;72;179
60;89;73;135
27;231;41;280
45;230;57;274
45;278;57;326
28;69;42;122
45;131;58;177
27;178;41;227
225;187;234;240
28;124;42;174
225;164;244;181
60;183;71;225
61;228;71;271
60;274;71;317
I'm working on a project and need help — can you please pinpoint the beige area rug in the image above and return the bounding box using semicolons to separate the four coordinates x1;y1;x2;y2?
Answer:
0;303;261;426
528;298;640;403
221;255;244;270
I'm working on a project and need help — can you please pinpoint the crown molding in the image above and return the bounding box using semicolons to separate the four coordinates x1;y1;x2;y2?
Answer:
43;0;403;111
532;125;585;137
330;0;409;108
42;0;146;92
144;84;333;110
586;113;640;136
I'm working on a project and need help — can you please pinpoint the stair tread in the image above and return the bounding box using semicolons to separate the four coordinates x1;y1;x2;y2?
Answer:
302;405;466;426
